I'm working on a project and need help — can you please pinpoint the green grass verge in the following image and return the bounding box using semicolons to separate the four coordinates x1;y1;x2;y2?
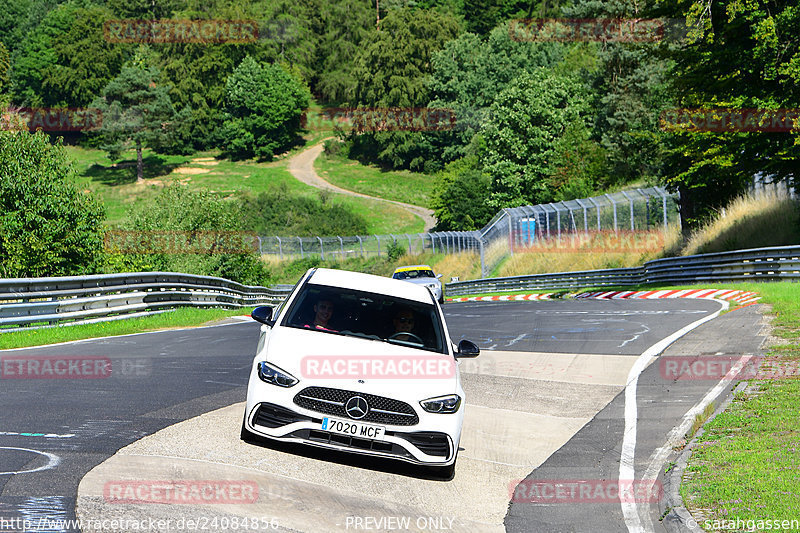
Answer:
674;282;800;527
315;151;434;208
0;307;252;350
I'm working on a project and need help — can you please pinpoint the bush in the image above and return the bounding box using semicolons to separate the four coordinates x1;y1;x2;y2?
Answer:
221;57;310;161
106;184;271;285
0;131;105;277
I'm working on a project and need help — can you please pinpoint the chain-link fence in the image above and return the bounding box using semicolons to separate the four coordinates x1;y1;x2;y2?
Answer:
258;187;679;277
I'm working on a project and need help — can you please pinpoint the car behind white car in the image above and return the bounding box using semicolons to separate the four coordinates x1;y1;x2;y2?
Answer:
241;267;479;478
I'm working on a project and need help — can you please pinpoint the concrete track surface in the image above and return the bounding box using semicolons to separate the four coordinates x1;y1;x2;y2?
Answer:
0;299;768;532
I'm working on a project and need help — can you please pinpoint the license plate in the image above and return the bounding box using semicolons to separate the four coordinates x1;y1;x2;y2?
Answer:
321;417;386;440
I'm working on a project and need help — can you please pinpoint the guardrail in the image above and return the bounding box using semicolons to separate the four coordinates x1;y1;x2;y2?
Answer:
0;272;294;332
445;245;800;296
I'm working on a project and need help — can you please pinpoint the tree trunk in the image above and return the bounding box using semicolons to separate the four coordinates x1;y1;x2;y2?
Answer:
136;139;144;183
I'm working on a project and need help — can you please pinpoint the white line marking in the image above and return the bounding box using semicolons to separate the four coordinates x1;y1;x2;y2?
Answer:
0;431;74;438
619;299;727;532
0;447;61;475
638;353;755;532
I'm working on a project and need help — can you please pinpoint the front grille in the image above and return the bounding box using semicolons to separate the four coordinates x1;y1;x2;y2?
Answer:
397;431;450;457
293;386;419;426
254;402;315;428
293;429;406;456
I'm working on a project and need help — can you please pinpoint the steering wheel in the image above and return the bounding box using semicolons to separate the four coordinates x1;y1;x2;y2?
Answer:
388;332;424;344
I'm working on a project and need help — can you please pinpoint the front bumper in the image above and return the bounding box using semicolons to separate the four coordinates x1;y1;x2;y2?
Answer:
244;402;457;466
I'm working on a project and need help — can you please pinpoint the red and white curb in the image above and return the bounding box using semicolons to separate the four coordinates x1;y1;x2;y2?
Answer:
446;293;553;303
446;288;760;306
573;288;760;305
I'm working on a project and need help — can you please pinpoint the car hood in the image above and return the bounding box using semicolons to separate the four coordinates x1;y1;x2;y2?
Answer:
401;277;440;286
263;326;459;400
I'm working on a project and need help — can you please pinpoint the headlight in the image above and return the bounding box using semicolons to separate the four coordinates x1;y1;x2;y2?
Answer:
257;361;298;387
420;394;461;413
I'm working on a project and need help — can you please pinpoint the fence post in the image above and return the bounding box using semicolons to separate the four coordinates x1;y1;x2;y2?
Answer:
257;236;263;255
621;191;635;231
587;197;601;230
478;233;486;278
318;236;324;260
507;211;514;255
357;235;364;257
338;236;344;260
406;233;412;254
605;194;618;232
576;199;589;233
375;234;381;257
276;236;282;259
298;237;304;258
430;233;436;254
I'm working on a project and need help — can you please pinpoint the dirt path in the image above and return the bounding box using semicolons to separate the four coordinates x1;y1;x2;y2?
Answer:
287;142;436;231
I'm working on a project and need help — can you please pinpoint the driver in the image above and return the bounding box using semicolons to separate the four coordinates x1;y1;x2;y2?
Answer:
306;297;336;331
391;307;418;342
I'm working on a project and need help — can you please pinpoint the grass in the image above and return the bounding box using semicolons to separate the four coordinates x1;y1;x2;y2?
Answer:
64;144;424;234
676;187;800;257
315;151;435;208
0;307;252;350
679;282;800;526
493;227;682;277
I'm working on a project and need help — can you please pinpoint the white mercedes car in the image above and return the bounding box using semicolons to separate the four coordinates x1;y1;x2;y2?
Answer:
241;267;479;478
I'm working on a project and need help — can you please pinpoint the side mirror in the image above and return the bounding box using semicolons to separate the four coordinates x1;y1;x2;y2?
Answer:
251;306;275;326
455;339;480;358
436;274;443;279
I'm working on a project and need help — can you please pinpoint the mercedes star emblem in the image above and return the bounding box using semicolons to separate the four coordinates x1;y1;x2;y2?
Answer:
345;396;369;420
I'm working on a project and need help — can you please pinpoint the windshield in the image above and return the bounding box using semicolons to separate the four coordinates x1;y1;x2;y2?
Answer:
281;284;446;353
392;269;435;280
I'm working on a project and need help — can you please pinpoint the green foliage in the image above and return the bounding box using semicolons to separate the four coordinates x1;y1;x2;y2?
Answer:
660;0;800;229
430;156;494;230
221;56;311;161
480;68;594;207
11;2;124;107
0;0;32;53
239;184;368;237
315;0;374;103
108;184;271;285
427;22;567;163
385;238;405;261
0;42;9;98
91;64;184;180
0;131;105;277
347;7;461;171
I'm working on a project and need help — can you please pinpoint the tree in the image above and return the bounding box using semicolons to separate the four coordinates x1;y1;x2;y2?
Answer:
427;22;567;163
12;2;123;107
430;156;495;230
220;56;310;161
314;0;374;103
0;42;9;99
660;0;800;229
92;64;181;182
348;7;461;170
0;131;105;277
480;68;593;207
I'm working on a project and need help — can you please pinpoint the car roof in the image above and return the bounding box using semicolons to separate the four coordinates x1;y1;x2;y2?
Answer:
309;268;434;304
393;264;434;273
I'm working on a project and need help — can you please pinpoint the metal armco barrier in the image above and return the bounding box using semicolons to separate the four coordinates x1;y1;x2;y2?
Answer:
0;272;294;331
445;245;800;297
